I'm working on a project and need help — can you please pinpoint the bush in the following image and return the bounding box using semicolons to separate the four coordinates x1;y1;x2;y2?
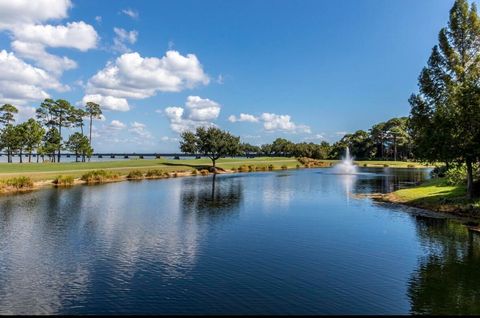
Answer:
145;169;169;178
127;170;144;179
296;164;300;169
268;164;274;171
363;163;368;167
431;165;449;178
445;165;468;186
191;169;198;176
248;165;255;172
81;170;120;183
200;169;209;175
53;175;74;186
407;164;415;168
383;164;389;167
281;165;288;170
4;176;34;189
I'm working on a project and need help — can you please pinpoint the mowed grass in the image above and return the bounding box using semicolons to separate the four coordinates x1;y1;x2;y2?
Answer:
391;178;480;212
0;157;300;181
0;157;432;182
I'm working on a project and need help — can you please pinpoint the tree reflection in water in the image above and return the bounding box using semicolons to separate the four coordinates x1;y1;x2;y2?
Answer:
180;173;243;220
408;216;480;315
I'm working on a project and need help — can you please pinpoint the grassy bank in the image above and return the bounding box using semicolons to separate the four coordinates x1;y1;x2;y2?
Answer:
377;178;480;217
0;157;431;181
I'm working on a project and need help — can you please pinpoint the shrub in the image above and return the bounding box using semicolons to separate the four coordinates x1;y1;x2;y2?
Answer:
431;165;449;178
248;165;255;172
281;165;288;170
200;169;209;176
145;169;164;178
81;170;120;183
239;165;249;172
296;164;300;169
4;176;34;189
268;164;274;171
127;170;144;179
407;164;415;168
383;164;389;167
191;169;198;176
363;163;368;167
445;165;468;186
53;175;74;186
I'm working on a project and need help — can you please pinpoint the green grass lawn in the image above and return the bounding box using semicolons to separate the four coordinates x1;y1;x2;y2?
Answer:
0;157;432;182
391;178;480;212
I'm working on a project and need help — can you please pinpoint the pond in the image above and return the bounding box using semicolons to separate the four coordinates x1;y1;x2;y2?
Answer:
0;167;479;315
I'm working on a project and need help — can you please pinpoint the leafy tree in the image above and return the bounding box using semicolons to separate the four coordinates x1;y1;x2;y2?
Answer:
66;132;92;162
271;138;294;156
70;108;87;136
0;104;18;126
179;127;241;168
240;143;261;157
260;143;273;156
179;131;198;154
0;124;21;163
370;122;387;159
18;119;45;163
409;0;480;198
384;117;410;161
85;102;102;144
42;128;62;162
36;99;75;162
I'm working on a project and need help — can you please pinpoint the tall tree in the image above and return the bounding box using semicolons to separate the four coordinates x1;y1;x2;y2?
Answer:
66;132;92;162
409;0;480;198
0;124;21;163
85;102;102;145
20;119;45;163
0;104;18;163
179;127;241;169
36;99;75;162
42;128;61;162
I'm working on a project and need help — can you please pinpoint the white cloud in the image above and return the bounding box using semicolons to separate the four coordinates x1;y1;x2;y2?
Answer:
121;8;139;19
0;0;72;29
108;120;126;130
229;111;310;133
185;96;220;121
228;113;259;123
82;94;129;112
0;50;67;105
95;16;102;23
112;27;138;53
335;131;348;136
164;96;221;133
160;136;179;142
84;51;209;111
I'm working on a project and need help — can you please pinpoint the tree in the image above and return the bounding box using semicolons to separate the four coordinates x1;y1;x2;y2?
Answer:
70;108;87;136
20;119;45;163
0;125;21;163
0;104;18;126
36;99;75;163
260;143;273;156
0;104;18;163
85;102;102;145
409;0;480;199
240;143;260;157
179;127;241;169
271;138;294;156
179;131;198;154
66;132;92;162
42;128;62;162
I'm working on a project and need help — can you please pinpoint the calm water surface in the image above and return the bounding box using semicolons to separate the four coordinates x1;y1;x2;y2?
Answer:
0;167;479;315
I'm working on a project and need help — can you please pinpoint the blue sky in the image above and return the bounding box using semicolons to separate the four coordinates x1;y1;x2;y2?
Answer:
0;0;456;152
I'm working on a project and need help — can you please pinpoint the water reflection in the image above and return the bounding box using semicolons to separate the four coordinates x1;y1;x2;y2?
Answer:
180;174;243;220
407;217;480;315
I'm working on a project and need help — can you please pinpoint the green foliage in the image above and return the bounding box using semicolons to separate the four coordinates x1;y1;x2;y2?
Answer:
66;132;92;162
127;170;144;179
81;170;120;183
0;104;18;126
281;165;288;170
145;169;169;178
3;176;34;189
179;127;241;167
268;164;274;171
408;0;480;198
53;175;74;186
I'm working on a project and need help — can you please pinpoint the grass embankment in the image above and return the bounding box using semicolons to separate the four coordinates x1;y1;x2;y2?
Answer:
377;178;480;217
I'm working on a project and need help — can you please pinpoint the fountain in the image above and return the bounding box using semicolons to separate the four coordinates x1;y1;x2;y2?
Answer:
333;146;358;175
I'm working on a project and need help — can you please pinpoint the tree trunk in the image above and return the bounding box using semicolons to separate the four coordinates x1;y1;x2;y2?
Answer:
37;153;39;163
75;151;79;162
28;152;31;163
394;136;397;162
466;158;474;199
19;150;23;164
212;158;216;168
58;122;62;163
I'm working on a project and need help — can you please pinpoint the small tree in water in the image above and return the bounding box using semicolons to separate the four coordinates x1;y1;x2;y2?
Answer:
180;127;241;170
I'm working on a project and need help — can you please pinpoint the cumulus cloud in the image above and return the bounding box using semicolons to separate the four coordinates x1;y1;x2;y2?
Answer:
121;8;139;19
229;111;311;133
108;120;126;130
82;94;129;112
228;113;259;123
84;51;209;111
0;0;72;29
0;50;67;105
112;27;138;53
164;96;221;133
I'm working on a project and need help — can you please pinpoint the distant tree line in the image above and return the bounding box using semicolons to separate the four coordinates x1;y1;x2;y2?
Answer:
0;99;102;163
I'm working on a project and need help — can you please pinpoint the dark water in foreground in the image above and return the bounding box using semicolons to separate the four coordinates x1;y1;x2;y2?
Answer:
1;167;479;315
